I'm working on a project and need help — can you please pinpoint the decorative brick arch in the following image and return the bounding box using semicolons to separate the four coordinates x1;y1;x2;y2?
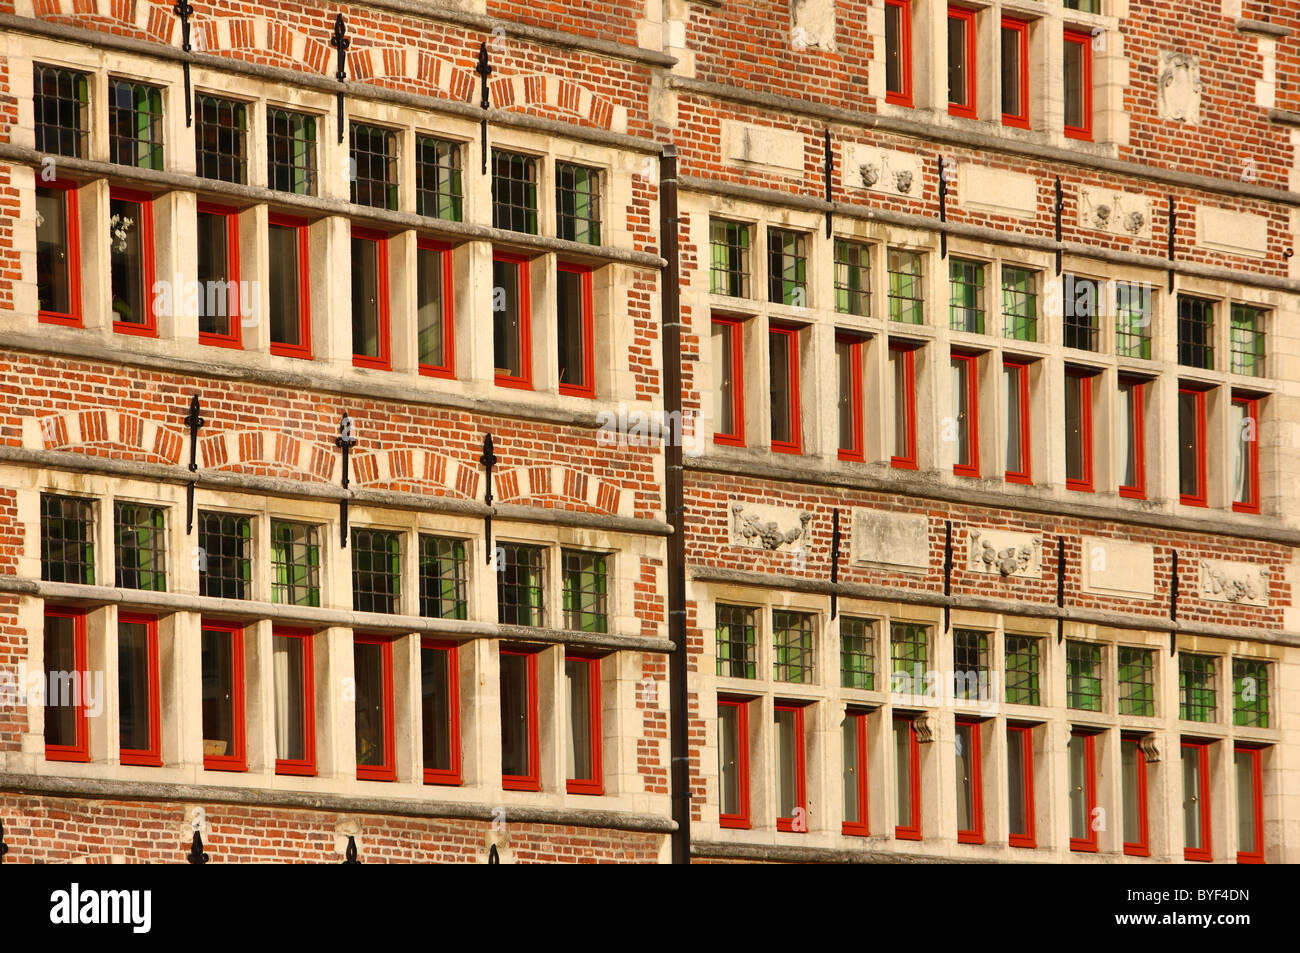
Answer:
34;0;175;44
192;17;333;74
36;410;185;466
198;429;335;482
490;74;617;130
347;47;477;103
349;448;476;499
493;465;627;516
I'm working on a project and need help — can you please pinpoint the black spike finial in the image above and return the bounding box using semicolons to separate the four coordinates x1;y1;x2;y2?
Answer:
187;829;209;864
343;835;360;864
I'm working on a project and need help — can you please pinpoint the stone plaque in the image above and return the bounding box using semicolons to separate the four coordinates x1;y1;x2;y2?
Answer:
1081;537;1155;598
967;528;1041;578
850;508;930;573
957;165;1037;219
1199;559;1269;607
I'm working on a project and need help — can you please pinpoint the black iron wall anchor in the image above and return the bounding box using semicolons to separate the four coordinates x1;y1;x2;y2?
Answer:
1056;535;1066;644
187;829;209;864
829;507;841;620
480;433;498;564
329;14;350;144
343;835;360;864
938;154;948;260
0;817;9;863
1167;195;1177;293
184;394;205;535
1170;550;1179;655
173;1;195;127
488;843;500;864
476;42;493;175
335;412;357;547
1054;176;1065;276
823;130;834;239
942;520;953;632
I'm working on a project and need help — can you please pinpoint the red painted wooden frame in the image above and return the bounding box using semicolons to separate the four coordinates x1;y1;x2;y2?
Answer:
774;702;807;832
947;6;979;119
1179;386;1208;507
421;638;462;785
557;262;596;398
354;633;396;782
1182;739;1213;861
200;619;247;772
350;226;392;371
1232;396;1260;514
951;351;980;477
109;187;157;338
267;212;313;360
955;717;984;844
895;715;922;840
1063;29;1094;141
500;646;541;791
196;202;242;349
885;0;914;107
493;251;533;390
1065;370;1094;492
416;238;456;379
718;696;751;829
273;626;316;777
117;611;161;767
37;179;82;327
842;710;870;836
1119;378;1146;499
1000;17;1031;129
836;334;864;462
1122;734;1150;857
1235;745;1264;864
565;653;604;795
1004;359;1032;484
712;315;746;447
769;324;802;455
1069;730;1098;852
1007;723;1036;848
43;606;90;763
890;343;918;470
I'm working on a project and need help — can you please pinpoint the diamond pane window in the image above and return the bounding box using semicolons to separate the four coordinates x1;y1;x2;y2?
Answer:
1062;274;1099;350
1002;266;1038;341
949;258;985;333
710;219;751;297
888;248;924;323
195;95;248;184
416;136;463;220
351;528;401;614
34;64;90;158
562;549;608;633
1178;295;1215;369
1067;640;1102;711
41;494;94;584
1005;636;1040;705
198;511;252;600
953;629;989;701
109;79;164;170
773;610;814;683
492;150;538;234
1118;647;1155;717
271;520;321;607
114;502;166;591
497;543;544;627
419;535;467;620
835;239;871;316
768;228;808;306
716;603;756;679
1115;282;1153;358
556;161;601;244
890;621;928;693
1232;659;1269;728
350;123;399;211
1178;653;1217;722
1230;305;1266;377
267;108;318;196
840;616;875;690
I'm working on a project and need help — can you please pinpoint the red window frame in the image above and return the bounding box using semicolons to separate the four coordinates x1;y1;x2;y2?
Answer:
774;702;807;832
1007;723;1036;848
416;238;456;379
1231;396;1260;514
117;611;161;767
895;715;922;841
1122;735;1150;857
492;251;533;390
353;633;396;782
951;351;980;477
1178;385;1208;507
565;653;604;795
500;646;541;792
718;696;751;830
884;0;914;107
557;262;596;399
1004;359;1032;484
890;343;918;470
947;6;978;119
420;638;461;785
37;179;82;327
1065;369;1094;492
1069;730;1098;853
1000;16;1030;129
43;606;90;763
196;201;242;349
1119;378;1146;499
836;334;864;462
1182;739;1212;862
109;186;157;338
350;226;391;371
842;710;870;836
200;619;247;773
267;212;313;360
273;626;316;777
1235;745;1264;864
769;324;802;455
955;717;984;844
1063;29;1094;141
712;315;746;447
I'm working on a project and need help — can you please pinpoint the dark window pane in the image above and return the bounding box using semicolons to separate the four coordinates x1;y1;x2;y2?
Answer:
499;652;532;777
422;646;453;772
200;627;238;757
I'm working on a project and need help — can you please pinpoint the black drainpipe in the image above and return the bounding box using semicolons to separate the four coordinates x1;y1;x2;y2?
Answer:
660;144;689;864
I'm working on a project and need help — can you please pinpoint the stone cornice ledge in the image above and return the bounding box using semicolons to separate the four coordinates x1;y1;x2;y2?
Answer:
1268;108;1300;128
1236;18;1290;38
0;772;677;834
691;840;971;863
